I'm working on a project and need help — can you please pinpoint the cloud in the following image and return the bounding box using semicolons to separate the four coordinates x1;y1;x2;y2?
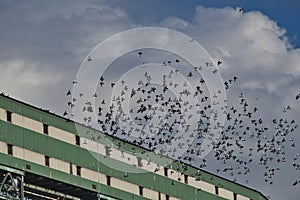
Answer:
0;2;299;200
159;5;300;200
159;6;300;105
0;0;136;113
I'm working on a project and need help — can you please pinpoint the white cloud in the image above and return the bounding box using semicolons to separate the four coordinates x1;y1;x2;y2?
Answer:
0;2;299;200
159;6;300;98
0;59;61;99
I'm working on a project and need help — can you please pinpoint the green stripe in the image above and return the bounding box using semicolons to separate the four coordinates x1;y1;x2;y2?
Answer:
0;153;150;200
0;95;267;200
0;120;228;200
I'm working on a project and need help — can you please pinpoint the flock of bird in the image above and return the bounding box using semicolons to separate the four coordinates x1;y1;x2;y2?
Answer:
64;20;300;189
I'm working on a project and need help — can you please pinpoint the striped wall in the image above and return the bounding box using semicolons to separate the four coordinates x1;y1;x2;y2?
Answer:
0;98;264;200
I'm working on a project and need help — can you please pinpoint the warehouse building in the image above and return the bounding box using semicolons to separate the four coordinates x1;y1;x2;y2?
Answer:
0;94;267;200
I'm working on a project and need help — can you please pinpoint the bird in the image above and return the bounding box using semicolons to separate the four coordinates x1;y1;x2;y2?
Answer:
67;49;300;189
137;51;143;57
292;179;300;186
238;6;244;12
63;111;68;116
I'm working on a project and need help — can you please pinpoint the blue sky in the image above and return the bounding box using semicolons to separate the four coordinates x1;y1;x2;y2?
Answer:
0;1;299;200
116;0;300;47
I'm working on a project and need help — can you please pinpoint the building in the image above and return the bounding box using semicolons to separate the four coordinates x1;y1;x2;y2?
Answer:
0;94;267;200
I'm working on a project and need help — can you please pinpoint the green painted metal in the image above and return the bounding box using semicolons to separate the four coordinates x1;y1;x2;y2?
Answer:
0;152;228;200
0;121;228;200
0;94;267;200
0;165;24;176
0;153;149;200
0;120;258;200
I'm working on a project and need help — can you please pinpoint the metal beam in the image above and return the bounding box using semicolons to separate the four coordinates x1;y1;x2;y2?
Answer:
0;165;24;176
24;183;80;200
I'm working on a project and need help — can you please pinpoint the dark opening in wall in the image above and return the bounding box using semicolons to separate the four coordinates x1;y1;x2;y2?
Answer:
45;156;50;167
6;111;11;122
139;186;143;196
105;146;111;156
76;166;81;176
234;193;237;200
184;174;188;184
137;157;143;167
164;167;168;176
107;175;111;186
70;163;73;174
7;144;13;155
76;135;80;146
215;186;219;195
43;124;49;135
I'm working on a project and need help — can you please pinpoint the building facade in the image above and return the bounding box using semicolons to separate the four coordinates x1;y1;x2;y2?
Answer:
0;94;267;200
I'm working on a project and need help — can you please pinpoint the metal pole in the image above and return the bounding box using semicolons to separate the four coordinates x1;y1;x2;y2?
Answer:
20;176;24;200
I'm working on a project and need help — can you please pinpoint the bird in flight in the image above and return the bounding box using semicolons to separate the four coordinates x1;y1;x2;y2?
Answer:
138;51;143;57
238;6;244;12
292;179;300;186
67;46;299;189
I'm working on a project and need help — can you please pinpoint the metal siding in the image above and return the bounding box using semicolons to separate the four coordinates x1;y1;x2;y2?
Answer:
80;137;106;155
0;152;151;200
0;108;6;121
11;113;43;134
219;188;234;200
48;126;75;145
13;146;44;166
49;157;69;173
0;141;7;154
237;194;251;200
111;177;140;195
0;95;268;200
143;188;159;200
0;120;263;200
168;169;184;183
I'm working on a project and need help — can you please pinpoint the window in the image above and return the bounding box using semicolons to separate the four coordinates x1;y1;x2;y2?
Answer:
139;186;143;196
76;135;80;146
137;157;143;167
45;156;50;167
92;184;97;189
234;193;237;200
105;146;111;156
164;167;168;176
184;174;188;184
166;195;170;200
43;124;48;135
215;186;219;195
70;163;73;174
76;166;81;176
107;175;111;186
26;164;31;170
158;192;161;200
6;111;12;122
7;144;13;155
